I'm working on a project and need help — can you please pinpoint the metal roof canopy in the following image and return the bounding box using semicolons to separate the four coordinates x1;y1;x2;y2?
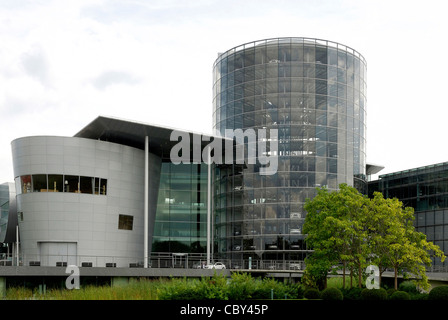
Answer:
366;163;385;176
74;116;231;158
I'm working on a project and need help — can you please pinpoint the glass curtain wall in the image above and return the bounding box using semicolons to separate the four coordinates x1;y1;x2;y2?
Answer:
152;162;208;254
373;162;448;267
212;37;367;265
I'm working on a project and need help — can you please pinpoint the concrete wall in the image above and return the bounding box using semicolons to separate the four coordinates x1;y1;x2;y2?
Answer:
11;136;161;267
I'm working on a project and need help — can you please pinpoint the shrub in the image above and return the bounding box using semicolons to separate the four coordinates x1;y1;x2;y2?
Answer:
320;287;343;301
413;293;428;300
157;278;198;300
361;288;387;300
227;273;256;300
194;275;228;300
158;274;228;300
386;288;397;298
252;278;286;300
429;286;448;301
304;288;320;300
340;287;363;300
399;281;418;294
286;282;304;300
389;290;410;300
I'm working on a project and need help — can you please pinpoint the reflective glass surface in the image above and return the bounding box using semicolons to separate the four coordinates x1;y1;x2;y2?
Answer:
152;162;208;253
212;38;367;263
372;162;448;266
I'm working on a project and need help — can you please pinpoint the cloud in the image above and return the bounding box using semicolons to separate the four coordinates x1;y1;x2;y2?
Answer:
20;45;51;85
92;70;141;90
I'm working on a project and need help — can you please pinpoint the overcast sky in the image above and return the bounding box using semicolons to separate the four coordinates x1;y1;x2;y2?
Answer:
1;0;448;183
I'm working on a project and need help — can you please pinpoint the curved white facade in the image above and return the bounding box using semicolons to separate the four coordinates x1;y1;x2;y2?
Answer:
11;136;161;267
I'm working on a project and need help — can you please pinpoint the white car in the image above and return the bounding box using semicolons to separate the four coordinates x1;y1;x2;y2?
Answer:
205;262;226;269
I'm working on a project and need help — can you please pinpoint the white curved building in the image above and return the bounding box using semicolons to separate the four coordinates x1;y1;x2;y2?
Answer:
12;134;160;267
9;116;221;267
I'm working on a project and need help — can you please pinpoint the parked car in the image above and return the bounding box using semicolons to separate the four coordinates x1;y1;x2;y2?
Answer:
290;212;302;219
205;262;226;269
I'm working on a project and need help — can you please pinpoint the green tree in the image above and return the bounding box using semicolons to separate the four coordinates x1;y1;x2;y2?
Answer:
365;193;408;287
303;185;446;291
366;192;445;290
303;184;370;288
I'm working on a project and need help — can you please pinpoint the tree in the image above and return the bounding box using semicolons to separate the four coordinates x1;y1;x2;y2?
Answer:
303;186;446;291
303;184;370;288
365;192;407;287
367;192;445;290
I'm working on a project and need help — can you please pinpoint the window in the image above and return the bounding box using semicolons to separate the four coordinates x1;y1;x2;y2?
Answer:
95;178;107;195
118;214;133;231
80;176;93;194
64;175;79;193
17;174;107;195
20;175;31;194
32;174;47;192
48;175;63;192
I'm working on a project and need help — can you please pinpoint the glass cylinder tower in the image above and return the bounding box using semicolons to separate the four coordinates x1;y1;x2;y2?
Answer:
212;37;367;267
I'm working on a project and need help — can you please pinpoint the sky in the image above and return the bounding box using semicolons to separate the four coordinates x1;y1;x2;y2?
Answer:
1;0;448;183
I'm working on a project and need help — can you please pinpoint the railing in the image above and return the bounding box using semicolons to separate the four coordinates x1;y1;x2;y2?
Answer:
0;252;306;271
2;252;448;273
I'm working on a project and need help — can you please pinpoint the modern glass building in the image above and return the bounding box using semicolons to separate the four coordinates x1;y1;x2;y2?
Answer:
0;182;17;262
7;117;227;267
369;162;448;267
3;37;371;269
212;37;367;266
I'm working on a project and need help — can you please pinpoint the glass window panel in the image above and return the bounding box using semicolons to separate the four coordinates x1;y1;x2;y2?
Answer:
338;50;346;69
337;83;346;100
279;44;291;62
435;225;443;240
266;43;278;62
328;48;338;66
426;226;434;241
80;176;93;194
118;214;133;230
337;68;347;84
255;44;267;65
290;62;304;77
266;79;278;94
279;79;291;93
227;54;235;73
244;48;255;67
304;79;315;94
32;174;47;192
48;175;63;192
234;55;243;70
315;46;327;64
426;211;434;225
291;43;304;62
20;175;32;194
95;178;107;195
64;175;79;193
417;213;425;227
328;81;338;97
255;64;265;80
315;64;327;79
304;45;315;63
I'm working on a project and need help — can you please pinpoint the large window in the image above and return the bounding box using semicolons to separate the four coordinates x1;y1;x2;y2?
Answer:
15;174;107;195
